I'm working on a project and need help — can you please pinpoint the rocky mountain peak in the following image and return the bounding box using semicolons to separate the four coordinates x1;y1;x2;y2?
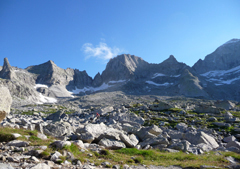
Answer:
101;54;149;82
165;55;178;63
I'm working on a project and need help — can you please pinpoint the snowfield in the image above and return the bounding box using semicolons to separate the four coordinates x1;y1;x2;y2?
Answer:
146;81;173;86
201;65;240;86
70;79;127;94
34;84;49;89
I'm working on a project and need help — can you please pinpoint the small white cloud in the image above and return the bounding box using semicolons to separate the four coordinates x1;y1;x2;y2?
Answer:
82;42;122;60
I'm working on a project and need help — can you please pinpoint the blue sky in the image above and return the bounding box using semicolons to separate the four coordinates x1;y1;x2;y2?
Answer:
0;0;240;78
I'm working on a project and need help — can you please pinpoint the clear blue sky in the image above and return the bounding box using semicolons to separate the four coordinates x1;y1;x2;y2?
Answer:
0;0;240;78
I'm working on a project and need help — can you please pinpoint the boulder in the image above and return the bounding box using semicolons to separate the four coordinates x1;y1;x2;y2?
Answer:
149;101;173;111
118;112;145;126
30;163;51;169
0;163;14;169
140;135;169;147
176;123;188;131
194;105;221;114
223;136;237;143
226;141;240;149
120;133;138;148
76;123;108;142
46;110;69;122
51;140;71;149
97;106;114;116
0;86;12;122
7;140;29;147
136;125;162;141
99;138;126;149
184;131;219;149
43;121;73;138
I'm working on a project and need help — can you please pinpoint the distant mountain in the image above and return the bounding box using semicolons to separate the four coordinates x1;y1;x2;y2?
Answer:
1;38;240;103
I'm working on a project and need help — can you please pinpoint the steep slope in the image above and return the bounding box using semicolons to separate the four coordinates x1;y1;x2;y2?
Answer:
193;39;240;74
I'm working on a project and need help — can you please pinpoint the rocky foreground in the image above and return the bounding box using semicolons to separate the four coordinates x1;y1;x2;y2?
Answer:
1;94;240;169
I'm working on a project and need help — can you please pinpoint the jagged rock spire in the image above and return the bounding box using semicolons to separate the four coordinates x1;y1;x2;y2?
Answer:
0;58;16;79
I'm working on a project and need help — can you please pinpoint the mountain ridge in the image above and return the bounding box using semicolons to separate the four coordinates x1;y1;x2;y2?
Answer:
0;38;240;103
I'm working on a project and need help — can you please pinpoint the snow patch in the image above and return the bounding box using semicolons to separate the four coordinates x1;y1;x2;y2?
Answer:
152;73;166;79
108;80;126;84
37;93;57;104
146;81;173;86
201;65;240;85
34;84;49;89
152;73;180;79
70;79;127;95
71;83;111;94
201;65;240;77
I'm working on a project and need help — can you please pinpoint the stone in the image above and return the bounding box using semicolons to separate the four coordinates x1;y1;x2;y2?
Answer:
11;133;22;139
120;133;138;148
0;163;14;169
0;86;12;122
147;124;163;135
140;135;169;147
176;123;188;131
43;121;73;138
51;140;71;149
184;131;219;149
7;140;29;147
37;133;48;140
149;101;173;111
226;141;240;149
118;112;145;126
50;151;62;162
99;138;126;149
223;136;237;143
46;110;69;122
30;163;51;169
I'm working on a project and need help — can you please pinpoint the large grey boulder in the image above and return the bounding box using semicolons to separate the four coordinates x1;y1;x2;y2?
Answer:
226;141;240;149
120;133;139;148
7;140;29;147
30;163;51;169
140;136;169;148
118;112;145;126
99;138;126;149
194;105;221;114
43;122;73;138
0;163;14;169
184;131;219;149
0;86;12;122
46;110;68;122
76;123;108;142
97;106;114;116
136;125;162;141
149;101;173;111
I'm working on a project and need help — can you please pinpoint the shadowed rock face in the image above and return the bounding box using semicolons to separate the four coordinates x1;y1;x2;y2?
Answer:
178;69;208;98
0;86;12;122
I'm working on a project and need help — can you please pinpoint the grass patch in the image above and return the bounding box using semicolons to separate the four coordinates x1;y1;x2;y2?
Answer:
115;148;230;168
0;127;54;146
